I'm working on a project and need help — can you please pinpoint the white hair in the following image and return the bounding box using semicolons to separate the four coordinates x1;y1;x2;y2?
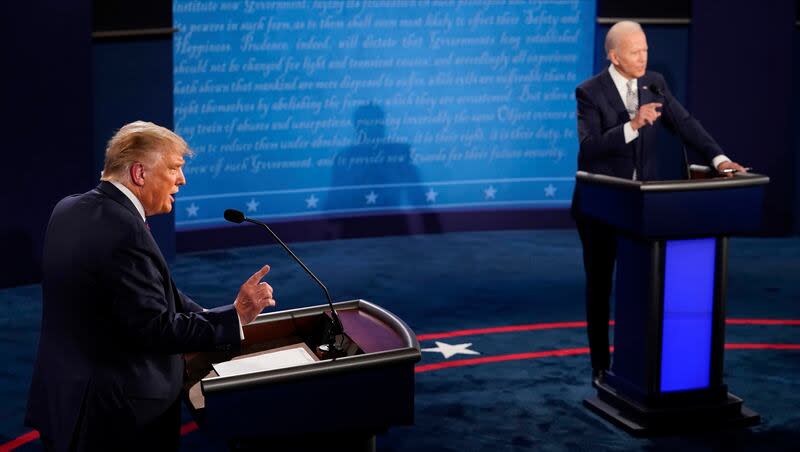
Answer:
605;20;644;57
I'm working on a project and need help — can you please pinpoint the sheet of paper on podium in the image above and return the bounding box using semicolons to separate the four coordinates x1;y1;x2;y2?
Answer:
212;343;317;378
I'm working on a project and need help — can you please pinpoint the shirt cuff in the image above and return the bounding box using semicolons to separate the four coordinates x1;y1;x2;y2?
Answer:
237;313;245;340
712;155;731;169
623;122;639;143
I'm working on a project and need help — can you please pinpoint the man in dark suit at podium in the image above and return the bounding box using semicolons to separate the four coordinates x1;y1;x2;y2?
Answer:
26;121;277;452
571;21;747;383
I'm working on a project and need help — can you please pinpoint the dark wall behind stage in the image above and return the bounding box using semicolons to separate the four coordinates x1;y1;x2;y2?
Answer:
1;1;798;288
690;0;797;235
1;0;176;288
2;0;93;288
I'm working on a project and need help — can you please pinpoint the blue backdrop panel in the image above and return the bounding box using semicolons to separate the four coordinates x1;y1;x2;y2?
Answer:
173;0;596;230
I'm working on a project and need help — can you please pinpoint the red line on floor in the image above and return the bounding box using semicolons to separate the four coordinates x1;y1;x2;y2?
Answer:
415;343;800;373
0;430;38;452
726;319;800;326
416;318;800;341
180;421;199;435
416;321;590;341
415;347;590;372
726;343;800;350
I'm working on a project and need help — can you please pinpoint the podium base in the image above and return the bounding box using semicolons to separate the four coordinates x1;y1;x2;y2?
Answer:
584;381;760;437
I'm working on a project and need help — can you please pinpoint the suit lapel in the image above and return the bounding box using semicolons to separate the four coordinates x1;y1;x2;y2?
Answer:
637;73;666;142
637;73;658;106
97;181;170;268
635;73;663;180
598;69;630;124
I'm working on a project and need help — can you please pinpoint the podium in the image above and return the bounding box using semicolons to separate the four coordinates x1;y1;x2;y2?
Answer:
574;171;769;435
183;299;420;451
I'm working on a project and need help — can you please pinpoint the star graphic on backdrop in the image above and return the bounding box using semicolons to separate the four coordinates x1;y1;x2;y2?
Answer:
544;184;557;197
246;198;260;212
421;341;480;359
484;185;497;200
305;194;319;208
425;188;439;203
186;203;199;217
365;191;378;205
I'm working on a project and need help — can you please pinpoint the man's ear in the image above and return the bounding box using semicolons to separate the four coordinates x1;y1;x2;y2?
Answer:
129;162;145;187
608;49;619;65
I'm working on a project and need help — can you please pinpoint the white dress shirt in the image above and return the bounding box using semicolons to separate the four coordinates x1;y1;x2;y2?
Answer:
110;180;146;222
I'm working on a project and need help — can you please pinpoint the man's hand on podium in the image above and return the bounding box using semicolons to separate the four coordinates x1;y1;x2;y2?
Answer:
234;264;276;325
716;161;749;177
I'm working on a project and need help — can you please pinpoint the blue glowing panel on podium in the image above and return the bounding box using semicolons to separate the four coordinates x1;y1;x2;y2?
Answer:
173;0;596;229
660;238;716;392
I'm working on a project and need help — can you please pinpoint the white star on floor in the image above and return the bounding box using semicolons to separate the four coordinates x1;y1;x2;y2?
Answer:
421;341;480;359
246;198;260;212
365;191;378;205
186;202;199;217
544;184;557;197
425;188;438;202
484;185;497;200
305;194;319;208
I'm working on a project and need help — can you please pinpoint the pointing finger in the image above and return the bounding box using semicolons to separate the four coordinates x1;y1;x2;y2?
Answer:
247;264;271;285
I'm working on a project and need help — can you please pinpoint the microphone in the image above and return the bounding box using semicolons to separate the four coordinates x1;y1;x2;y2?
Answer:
644;83;664;96
643;83;691;179
223;209;345;356
224;208;246;224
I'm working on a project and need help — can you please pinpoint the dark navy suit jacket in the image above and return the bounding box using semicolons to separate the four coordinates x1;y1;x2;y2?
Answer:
26;182;240;451
571;68;724;216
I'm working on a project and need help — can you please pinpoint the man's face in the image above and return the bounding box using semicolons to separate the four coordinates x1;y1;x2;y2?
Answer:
139;149;186;216
610;31;648;79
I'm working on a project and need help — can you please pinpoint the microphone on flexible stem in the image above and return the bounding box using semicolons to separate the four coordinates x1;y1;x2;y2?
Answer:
644;83;664;97
223;209;344;357
643;83;691;180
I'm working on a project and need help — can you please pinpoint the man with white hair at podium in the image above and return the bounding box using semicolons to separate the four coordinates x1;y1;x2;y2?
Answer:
570;21;748;385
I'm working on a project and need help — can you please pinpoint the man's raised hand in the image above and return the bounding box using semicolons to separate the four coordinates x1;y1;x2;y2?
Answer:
234;264;276;325
631;102;663;130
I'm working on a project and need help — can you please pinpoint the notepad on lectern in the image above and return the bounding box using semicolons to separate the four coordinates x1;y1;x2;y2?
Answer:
212;343;317;378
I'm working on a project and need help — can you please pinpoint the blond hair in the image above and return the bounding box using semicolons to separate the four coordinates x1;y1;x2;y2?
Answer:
100;121;192;181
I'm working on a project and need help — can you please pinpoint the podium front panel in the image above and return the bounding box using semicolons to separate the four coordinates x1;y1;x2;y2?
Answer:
642;186;765;238
660;238;716;392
